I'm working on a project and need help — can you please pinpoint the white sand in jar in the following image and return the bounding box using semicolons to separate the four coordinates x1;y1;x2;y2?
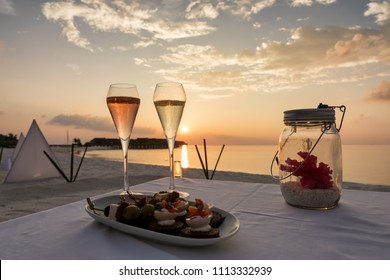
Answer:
280;181;341;209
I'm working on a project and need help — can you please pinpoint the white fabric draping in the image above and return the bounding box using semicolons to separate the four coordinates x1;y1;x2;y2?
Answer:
0;177;389;260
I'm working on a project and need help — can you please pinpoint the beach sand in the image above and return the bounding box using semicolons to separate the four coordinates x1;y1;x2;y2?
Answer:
0;147;388;222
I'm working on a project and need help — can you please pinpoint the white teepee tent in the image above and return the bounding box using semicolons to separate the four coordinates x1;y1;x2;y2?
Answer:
11;132;25;163
4;120;61;183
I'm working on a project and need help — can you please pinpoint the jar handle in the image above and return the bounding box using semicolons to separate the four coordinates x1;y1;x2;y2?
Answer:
318;103;346;132
336;105;346;132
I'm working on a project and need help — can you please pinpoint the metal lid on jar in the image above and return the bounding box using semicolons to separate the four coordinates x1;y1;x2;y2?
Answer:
284;107;335;124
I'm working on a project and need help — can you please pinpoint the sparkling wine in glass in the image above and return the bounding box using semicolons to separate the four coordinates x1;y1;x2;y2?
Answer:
153;82;187;195
107;83;140;194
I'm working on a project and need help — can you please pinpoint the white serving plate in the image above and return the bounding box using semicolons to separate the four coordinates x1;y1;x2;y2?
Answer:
85;195;240;247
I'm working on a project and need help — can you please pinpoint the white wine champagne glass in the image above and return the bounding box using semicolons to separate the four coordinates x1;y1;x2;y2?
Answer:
153;82;187;196
107;83;140;194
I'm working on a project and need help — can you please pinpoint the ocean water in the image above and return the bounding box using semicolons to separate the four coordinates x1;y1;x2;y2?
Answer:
86;145;390;187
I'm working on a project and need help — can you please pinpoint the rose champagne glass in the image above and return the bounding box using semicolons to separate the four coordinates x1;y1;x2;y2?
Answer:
153;82;187;195
107;83;140;194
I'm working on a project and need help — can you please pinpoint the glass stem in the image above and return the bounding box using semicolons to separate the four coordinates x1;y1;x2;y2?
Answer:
167;137;175;190
120;138;130;192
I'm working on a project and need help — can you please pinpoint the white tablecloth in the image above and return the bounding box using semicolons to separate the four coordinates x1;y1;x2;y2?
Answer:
1;177;389;260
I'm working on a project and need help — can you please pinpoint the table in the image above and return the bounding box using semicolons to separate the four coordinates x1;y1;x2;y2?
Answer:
0;177;389;260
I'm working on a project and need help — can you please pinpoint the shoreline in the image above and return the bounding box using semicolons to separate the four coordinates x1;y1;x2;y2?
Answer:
0;148;389;223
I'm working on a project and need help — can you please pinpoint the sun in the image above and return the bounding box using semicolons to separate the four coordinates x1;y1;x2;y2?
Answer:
181;125;189;133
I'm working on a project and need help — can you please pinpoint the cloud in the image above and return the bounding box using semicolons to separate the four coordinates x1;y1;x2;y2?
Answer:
292;26;387;68
185;1;219;20
112;41;154;52
316;0;336;4
41;1;92;52
66;63;82;75
290;0;313;7
133;40;155;49
289;0;336;7
323;32;390;68
365;80;390;102
134;57;151;67
156;44;263;94
364;1;390;25
253;21;262;29
40;0;344;53
47;114;114;132
184;0;278;21
297;17;310;22
41;0;215;51
144;20;215;40
262;24;389;81
62;20;94;52
112;45;131;52
47;114;155;135
225;0;276;20
198;93;234;100
41;0;281;51
0;0;15;15
144;22;389;96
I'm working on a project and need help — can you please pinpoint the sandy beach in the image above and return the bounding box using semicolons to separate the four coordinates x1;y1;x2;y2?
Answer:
0;147;389;223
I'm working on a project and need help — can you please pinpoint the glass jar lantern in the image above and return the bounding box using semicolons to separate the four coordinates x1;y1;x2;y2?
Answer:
272;104;346;210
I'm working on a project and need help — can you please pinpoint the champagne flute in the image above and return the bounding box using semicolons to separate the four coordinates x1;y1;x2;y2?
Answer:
107;83;140;194
153;82;187;196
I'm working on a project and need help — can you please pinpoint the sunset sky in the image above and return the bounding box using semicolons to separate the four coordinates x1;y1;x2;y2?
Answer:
1;0;389;145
